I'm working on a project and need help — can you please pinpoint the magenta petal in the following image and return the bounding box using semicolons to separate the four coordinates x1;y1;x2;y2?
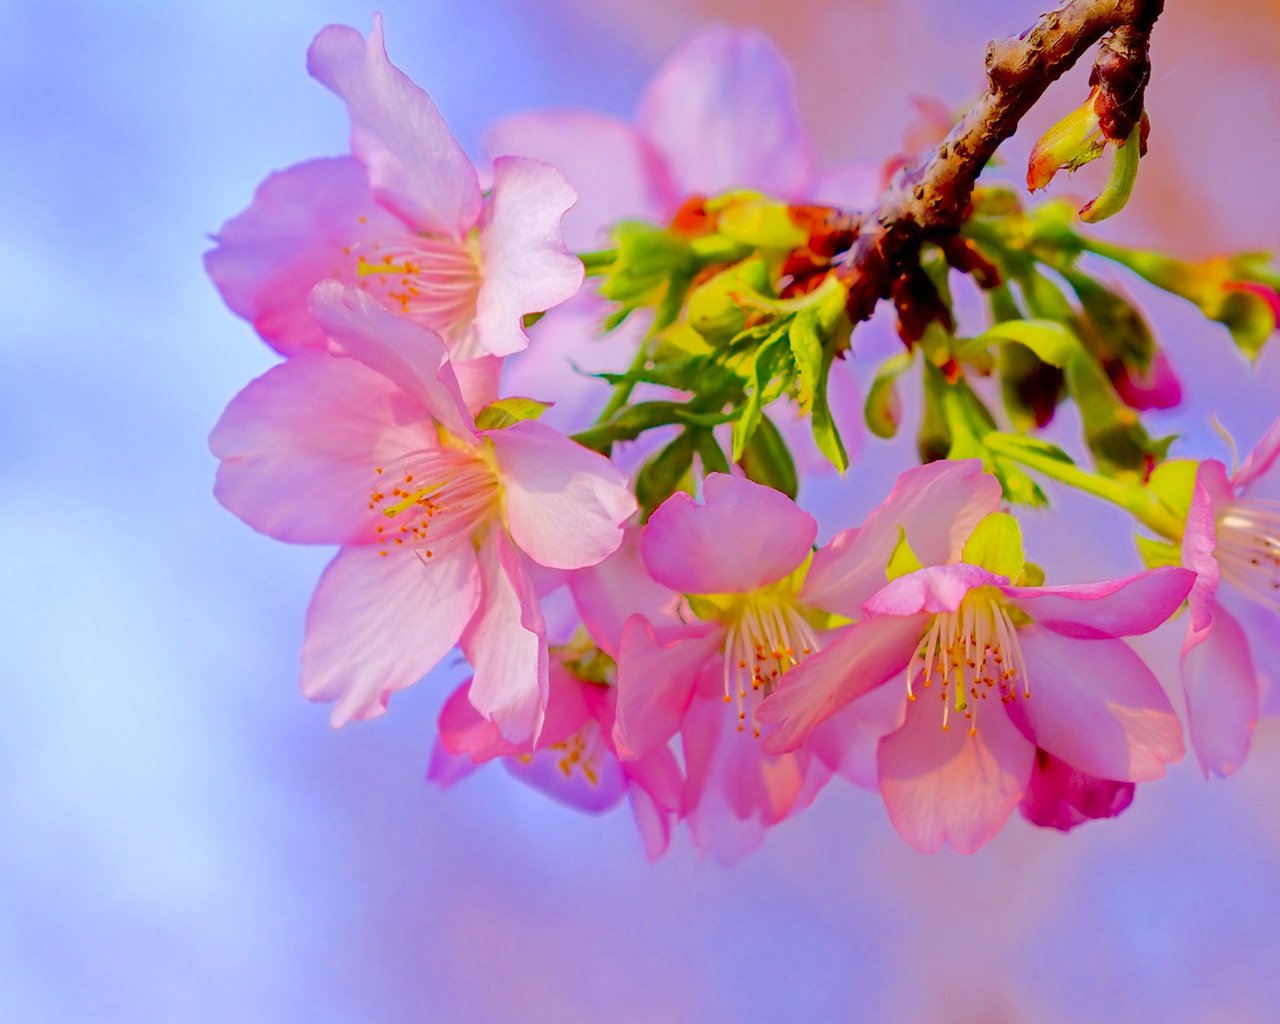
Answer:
301;543;480;726
307;17;480;237
471;156;585;358
1181;600;1260;777
460;531;548;745
484;111;670;247
613;616;721;758
1016;627;1184;782
862;564;1000;618
211;354;437;545
204;157;400;356
636;25;814;199
1019;750;1135;832
1008;566;1195;640
1113;349;1183;410
757;614;927;754
642;473;816;595
877;695;1034;854
489;420;635;571
1234;416;1280;493
569;527;681;657
309;281;475;441
803;459;1002;617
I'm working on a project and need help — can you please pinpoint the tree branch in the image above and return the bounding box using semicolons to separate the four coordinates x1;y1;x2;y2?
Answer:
836;0;1165;325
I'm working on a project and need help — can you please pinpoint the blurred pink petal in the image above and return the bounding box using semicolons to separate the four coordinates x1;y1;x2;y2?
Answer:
1019;749;1135;832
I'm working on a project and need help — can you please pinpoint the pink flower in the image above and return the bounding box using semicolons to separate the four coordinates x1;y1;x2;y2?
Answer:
486;25;877;435
759;509;1193;853
205;15;582;363
1178;416;1280;776
209;282;634;741
428;646;683;860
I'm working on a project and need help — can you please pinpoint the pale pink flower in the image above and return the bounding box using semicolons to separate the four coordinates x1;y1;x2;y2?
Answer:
428;650;683;860
486;25;877;437
1179;416;1280;775
593;463;997;861
209;282;634;741
205;15;582;364
759;556;1192;854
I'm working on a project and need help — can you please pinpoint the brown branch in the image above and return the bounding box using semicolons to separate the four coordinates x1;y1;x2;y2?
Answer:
837;0;1164;326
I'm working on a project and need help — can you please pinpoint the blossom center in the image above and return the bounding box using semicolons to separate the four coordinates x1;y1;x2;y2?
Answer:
721;593;821;738
352;230;482;342
548;725;607;786
1215;498;1280;612
368;447;501;559
907;589;1029;735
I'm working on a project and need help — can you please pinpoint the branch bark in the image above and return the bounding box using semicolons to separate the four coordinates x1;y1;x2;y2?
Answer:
836;0;1165;325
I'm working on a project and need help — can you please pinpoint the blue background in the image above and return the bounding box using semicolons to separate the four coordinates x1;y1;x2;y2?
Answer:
3;0;1279;1020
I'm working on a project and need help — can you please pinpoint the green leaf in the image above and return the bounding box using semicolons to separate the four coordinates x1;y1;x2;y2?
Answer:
474;396;552;431
961;512;1026;579
572;401;734;453
886;527;923;581
738;414;798;498
731;334;787;460
864;351;914;439
972;318;1079;368
635;432;696;517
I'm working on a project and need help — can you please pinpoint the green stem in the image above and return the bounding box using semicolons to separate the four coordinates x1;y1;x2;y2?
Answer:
595;342;650;424
984;433;1184;539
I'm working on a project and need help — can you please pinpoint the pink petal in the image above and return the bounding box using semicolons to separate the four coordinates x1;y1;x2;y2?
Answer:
758;614;926;754
636;25;814;199
471;156;585;359
1183;462;1231;642
210;354;437;545
1234;416;1280;493
1015;627;1184;782
1007;566;1195;640
452;356;502;416
620;743;684;861
434;680;522;762
309;281;475;441
1019;749;1135;832
612;616;721;758
569;527;681;657
488;420;636;570
484;110;671;247
460;530;548;745
307;17;480;237
807;674;911;789
425;743;480;788
877;692;1035;854
803;459;1002;617
1181;600;1260;777
204;157;401;356
862;563;1000;617
301;543;480;726
642;473;816;595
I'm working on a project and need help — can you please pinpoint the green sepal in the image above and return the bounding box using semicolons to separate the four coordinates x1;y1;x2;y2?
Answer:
731;332;788;460
864;351;915;439
886;527;924;581
1080;124;1141;224
635;431;696;519
1145;459;1198;523
738;414;798;499
1017;560;1046;587
715;195;808;250
686;255;772;345
693;429;731;476
961;511;1026;580
1136;534;1183;570
474;396;552;431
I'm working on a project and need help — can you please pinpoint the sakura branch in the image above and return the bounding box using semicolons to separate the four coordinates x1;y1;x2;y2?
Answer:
205;7;1280;861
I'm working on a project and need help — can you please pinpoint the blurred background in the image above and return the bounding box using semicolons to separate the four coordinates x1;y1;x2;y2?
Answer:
3;0;1279;1020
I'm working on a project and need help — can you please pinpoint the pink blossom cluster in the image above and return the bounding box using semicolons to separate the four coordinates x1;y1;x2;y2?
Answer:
207;19;1280;860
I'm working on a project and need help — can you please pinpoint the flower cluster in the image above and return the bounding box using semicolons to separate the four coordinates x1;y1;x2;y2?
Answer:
208;19;1279;860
